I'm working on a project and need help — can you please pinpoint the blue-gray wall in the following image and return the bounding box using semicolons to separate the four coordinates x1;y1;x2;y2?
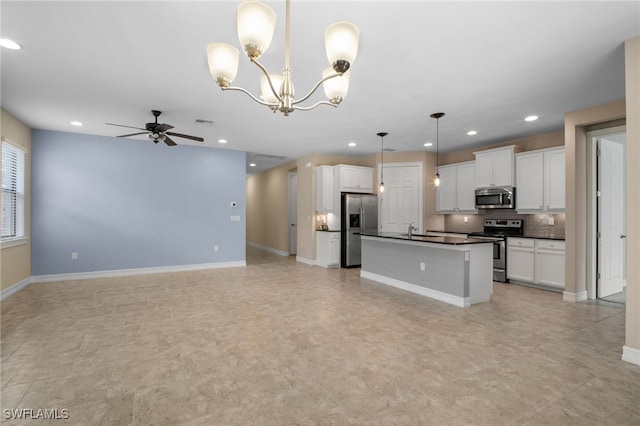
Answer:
31;130;246;275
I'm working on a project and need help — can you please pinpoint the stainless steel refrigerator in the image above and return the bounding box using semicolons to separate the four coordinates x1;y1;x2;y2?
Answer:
341;193;378;268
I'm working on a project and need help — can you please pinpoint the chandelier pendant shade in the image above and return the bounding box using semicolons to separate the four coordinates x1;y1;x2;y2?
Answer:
207;0;360;116
430;112;445;187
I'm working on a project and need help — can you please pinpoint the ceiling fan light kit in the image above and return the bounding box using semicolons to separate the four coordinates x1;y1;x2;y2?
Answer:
106;110;204;147
207;0;360;116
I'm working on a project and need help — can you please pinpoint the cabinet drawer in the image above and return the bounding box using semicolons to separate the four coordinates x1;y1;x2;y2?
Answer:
537;239;565;250
508;237;534;248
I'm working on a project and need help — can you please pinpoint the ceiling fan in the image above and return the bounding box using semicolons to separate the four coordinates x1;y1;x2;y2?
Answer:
106;110;204;146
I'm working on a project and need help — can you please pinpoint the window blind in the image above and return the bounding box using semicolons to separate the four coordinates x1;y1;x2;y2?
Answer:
1;141;26;240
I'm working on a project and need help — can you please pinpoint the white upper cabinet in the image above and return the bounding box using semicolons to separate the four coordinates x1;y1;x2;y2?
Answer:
335;164;373;193
516;147;565;213
316;165;334;213
436;161;477;214
474;145;515;188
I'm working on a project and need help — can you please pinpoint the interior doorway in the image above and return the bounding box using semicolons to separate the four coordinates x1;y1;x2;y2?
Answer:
587;126;627;303
378;162;423;233
289;172;298;256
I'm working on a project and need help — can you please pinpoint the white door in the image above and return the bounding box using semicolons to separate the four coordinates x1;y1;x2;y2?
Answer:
289;173;298;255
597;137;625;298
379;163;422;233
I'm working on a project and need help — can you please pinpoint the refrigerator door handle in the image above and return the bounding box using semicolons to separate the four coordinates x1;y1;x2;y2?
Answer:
359;206;365;231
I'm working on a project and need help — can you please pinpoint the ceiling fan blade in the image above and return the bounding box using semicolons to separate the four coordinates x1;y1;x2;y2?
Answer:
117;131;150;138
155;123;174;132
163;135;177;146
105;123;146;131
166;131;204;142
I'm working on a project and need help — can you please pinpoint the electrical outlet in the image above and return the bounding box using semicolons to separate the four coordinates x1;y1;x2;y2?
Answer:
463;216;469;223
72;252;78;260
420;262;426;271
214;246;219;252
548;216;555;225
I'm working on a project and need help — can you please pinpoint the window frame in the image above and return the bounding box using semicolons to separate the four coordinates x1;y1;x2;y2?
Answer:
1;138;27;248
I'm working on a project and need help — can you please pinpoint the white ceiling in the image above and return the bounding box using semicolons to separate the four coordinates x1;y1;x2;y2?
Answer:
2;1;639;174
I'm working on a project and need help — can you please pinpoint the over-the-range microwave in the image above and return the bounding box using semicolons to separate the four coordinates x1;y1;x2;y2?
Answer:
475;186;515;209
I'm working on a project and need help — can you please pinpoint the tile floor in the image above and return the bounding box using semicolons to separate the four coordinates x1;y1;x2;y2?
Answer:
1;246;639;425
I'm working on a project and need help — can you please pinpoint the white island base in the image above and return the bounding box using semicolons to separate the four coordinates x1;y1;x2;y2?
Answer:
360;235;494;307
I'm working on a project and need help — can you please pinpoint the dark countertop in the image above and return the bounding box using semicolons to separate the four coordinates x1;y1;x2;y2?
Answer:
358;231;499;245
316;229;340;232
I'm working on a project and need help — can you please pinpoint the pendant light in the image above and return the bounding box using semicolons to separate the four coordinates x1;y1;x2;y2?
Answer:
430;112;445;187
377;132;388;193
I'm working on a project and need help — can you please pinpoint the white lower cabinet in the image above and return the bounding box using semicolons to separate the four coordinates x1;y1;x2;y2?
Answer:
316;231;340;268
507;237;565;289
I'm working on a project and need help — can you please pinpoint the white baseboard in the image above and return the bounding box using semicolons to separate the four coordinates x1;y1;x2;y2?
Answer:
247;241;290;257
0;277;31;301
622;345;640;366
296;256;315;266
361;270;469;308
563;290;588;303
1;261;246;300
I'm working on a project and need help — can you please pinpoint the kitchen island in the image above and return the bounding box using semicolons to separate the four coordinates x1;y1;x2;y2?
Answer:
359;232;495;307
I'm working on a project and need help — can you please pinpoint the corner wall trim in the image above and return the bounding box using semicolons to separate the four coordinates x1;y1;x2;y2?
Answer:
622;345;640;366
0;277;31;301
247;241;290;257
30;261;246;284
361;270;469;308
296;256;315;266
0;261;247;300
563;290;588;303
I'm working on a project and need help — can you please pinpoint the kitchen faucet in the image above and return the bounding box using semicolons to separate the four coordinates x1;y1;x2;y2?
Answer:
408;222;417;238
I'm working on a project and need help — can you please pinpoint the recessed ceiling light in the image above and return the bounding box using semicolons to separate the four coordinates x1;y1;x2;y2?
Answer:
348;142;357;147
525;115;539;122
424;142;433;147
218;139;227;144
467;130;478;136
0;38;21;50
70;121;83;127
249;163;256;167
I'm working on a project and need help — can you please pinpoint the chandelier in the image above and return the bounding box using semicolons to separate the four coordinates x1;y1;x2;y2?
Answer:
206;0;360;116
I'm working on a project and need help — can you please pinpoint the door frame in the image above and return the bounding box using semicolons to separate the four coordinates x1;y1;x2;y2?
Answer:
377;161;424;232
288;172;298;256
586;125;626;299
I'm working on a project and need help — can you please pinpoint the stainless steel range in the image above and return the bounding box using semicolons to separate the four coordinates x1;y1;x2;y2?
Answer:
469;219;523;282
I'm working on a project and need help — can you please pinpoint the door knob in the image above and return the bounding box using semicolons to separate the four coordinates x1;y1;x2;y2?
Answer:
620;234;626;239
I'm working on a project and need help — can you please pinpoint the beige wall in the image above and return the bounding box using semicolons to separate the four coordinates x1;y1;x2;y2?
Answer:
440;130;564;165
1;109;32;291
625;36;639;353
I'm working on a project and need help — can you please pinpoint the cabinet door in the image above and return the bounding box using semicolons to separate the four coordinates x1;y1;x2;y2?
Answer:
475;153;494;188
516;153;544;211
436;166;457;212
536;248;565;288
329;235;340;266
456;163;477;211
316;166;334;212
341;167;359;190
493;148;514;186
507;246;535;282
544;149;565;211
356;168;374;193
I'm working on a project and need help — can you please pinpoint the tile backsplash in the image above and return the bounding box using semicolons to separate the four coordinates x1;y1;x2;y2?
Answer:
443;210;565;239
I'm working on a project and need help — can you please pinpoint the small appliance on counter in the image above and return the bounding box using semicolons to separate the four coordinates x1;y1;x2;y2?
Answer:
475;186;515;209
468;219;523;282
341;193;378;268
